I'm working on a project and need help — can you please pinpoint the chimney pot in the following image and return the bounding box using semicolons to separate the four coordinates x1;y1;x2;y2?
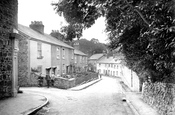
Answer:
29;21;44;34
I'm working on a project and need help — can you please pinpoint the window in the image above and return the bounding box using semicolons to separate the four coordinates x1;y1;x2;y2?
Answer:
71;50;74;59
62;49;65;59
116;65;118;69
37;42;42;59
57;47;60;59
62;64;65;74
57;65;60;75
75;56;77;63
80;56;82;63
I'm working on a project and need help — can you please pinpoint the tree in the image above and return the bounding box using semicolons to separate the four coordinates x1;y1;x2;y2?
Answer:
73;39;107;56
60;23;83;41
50;30;64;41
91;38;99;44
53;0;175;83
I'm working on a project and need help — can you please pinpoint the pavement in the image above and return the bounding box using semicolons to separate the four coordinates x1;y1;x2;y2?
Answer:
120;81;159;115
69;78;102;91
0;77;158;115
0;91;49;115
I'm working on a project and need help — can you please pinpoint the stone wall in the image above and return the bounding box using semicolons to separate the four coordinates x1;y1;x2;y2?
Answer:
142;82;175;115
0;0;18;99
75;72;98;85
54;72;98;89
18;32;30;86
54;77;75;89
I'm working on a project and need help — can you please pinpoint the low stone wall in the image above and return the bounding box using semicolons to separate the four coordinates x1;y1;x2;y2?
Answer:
21;73;47;87
54;72;98;89
54;77;75;89
142;82;175;115
75;72;98;85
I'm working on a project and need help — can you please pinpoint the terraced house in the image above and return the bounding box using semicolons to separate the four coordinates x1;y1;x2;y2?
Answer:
73;42;88;72
18;21;74;86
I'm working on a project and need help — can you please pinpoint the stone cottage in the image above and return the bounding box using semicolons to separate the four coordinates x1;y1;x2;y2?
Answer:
0;0;19;99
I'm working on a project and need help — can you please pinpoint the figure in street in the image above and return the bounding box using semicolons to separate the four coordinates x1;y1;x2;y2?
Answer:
51;72;55;86
46;75;50;88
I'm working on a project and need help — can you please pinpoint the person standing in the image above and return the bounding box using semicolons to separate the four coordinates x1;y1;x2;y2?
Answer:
51;72;55;86
46;74;50;88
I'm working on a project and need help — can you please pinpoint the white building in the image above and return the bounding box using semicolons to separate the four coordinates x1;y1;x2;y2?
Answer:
97;55;140;92
97;56;122;77
120;66;140;91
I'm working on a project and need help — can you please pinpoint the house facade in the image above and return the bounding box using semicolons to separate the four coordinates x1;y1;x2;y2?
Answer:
96;54;140;91
88;53;104;71
120;66;140;91
18;21;74;86
97;56;122;77
74;49;88;72
0;0;19;99
51;44;74;76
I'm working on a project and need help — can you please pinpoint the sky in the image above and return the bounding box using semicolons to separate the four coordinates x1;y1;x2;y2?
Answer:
18;0;108;43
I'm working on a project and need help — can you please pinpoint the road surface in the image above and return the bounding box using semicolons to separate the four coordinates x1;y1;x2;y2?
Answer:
22;76;134;115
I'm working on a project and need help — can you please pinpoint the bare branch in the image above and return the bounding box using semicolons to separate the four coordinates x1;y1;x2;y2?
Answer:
124;0;150;27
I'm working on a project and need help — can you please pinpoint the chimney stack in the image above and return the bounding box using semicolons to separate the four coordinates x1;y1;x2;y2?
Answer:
50;30;64;41
73;42;80;50
29;21;44;34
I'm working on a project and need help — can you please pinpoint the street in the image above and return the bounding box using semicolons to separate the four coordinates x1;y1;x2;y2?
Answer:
22;76;134;115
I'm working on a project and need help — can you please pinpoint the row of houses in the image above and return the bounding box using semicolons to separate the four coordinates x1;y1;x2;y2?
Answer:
18;21;88;86
89;53;140;91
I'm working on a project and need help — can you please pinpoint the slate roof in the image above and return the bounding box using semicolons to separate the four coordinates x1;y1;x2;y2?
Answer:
74;49;87;56
89;53;104;60
98;56;121;64
18;24;73;49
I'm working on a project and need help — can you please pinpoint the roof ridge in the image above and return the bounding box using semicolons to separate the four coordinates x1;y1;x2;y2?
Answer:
18;24;73;49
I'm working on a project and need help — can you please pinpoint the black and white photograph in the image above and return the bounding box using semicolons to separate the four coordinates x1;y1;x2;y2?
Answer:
0;0;175;115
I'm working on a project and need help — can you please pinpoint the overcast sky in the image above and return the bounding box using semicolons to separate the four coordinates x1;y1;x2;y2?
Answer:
18;0;108;43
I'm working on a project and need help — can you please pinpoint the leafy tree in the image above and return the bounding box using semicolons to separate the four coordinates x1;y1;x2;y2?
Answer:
53;0;175;83
73;39;107;56
91;38;99;44
50;30;64;41
60;23;83;41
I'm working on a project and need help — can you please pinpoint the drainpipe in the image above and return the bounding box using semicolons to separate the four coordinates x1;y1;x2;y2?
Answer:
10;28;19;97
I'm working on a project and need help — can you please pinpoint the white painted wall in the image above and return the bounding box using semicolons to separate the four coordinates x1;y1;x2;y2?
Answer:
120;66;140;91
30;40;51;76
97;63;122;77
97;61;140;92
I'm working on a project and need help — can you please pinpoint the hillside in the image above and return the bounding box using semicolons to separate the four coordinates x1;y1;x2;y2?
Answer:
73;39;107;57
